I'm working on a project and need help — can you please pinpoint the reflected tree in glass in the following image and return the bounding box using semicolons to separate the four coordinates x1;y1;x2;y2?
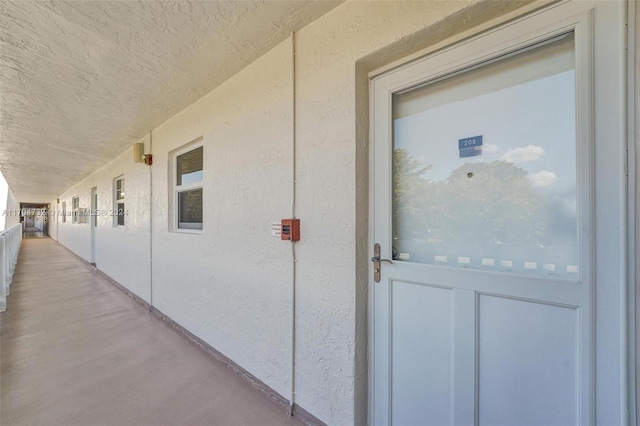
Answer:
393;149;577;270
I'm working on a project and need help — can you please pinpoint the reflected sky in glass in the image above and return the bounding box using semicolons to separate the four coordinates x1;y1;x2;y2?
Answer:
394;70;575;196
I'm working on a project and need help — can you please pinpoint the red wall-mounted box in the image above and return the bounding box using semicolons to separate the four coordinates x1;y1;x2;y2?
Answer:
281;219;300;241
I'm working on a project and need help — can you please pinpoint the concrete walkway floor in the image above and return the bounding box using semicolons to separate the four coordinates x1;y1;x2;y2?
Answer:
1;237;301;426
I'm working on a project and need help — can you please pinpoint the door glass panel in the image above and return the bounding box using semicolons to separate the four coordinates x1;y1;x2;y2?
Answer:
392;33;577;277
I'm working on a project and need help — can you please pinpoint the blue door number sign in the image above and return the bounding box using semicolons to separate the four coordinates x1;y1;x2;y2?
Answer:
458;135;483;158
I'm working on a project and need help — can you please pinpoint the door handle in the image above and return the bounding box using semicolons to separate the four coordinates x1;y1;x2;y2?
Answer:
372;243;393;283
370;256;393;264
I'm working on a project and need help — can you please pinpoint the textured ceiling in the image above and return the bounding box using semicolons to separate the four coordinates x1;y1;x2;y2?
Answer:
0;0;341;201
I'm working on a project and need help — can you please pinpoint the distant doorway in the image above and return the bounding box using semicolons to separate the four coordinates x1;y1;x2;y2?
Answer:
19;203;47;238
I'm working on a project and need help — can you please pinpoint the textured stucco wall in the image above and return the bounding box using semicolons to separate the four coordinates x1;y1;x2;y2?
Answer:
148;2;506;423
150;39;295;401
49;1;554;424
57;188;91;260
48;198;57;240
56;145;151;302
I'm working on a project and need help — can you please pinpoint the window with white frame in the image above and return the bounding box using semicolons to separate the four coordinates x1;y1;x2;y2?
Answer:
114;176;125;227
174;145;203;231
71;196;79;224
62;201;66;223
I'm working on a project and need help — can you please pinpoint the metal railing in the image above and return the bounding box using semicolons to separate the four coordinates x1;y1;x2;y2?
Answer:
0;224;22;312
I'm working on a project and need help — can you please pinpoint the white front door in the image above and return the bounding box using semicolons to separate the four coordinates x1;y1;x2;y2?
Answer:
370;2;627;425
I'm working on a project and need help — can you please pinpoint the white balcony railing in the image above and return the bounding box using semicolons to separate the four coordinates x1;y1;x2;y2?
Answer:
0;224;22;312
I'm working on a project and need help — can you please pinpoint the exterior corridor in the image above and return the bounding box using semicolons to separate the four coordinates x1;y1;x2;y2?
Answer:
0;237;301;426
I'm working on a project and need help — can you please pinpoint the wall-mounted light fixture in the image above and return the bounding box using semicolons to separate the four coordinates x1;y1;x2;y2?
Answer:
134;142;152;166
134;142;144;163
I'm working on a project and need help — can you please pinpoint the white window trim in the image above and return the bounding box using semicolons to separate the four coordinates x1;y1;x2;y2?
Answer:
61;201;66;223
113;175;125;228
171;138;203;234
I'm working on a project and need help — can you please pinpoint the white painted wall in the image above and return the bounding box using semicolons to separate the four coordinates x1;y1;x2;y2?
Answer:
49;198;58;240
56;145;151;302
150;39;295;402
148;3;506;423
50;1;574;424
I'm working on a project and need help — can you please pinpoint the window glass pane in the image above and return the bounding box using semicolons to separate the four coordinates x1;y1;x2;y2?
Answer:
116;179;124;200
178;188;203;229
392;34;577;277
177;147;203;186
116;202;125;226
72;197;79;223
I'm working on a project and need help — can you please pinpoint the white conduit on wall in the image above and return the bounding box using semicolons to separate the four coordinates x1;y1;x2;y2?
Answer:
289;31;298;417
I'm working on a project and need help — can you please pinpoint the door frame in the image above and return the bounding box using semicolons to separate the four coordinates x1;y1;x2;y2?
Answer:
628;0;638;423
55;200;59;241
367;0;633;424
90;186;97;265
